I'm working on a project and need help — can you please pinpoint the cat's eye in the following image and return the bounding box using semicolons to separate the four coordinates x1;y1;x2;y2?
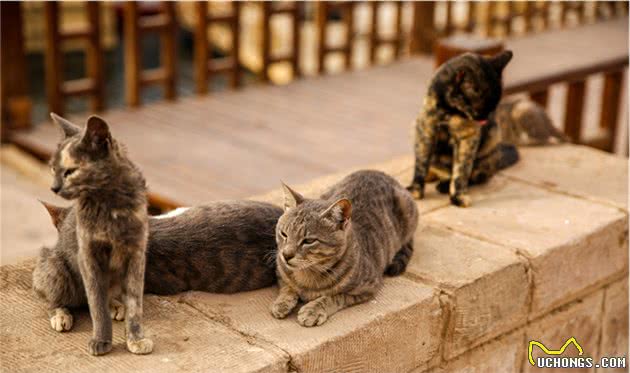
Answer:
301;238;318;246
279;230;287;239
63;168;77;178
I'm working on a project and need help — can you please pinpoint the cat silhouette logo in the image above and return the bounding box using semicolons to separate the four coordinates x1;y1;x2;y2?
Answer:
528;337;583;367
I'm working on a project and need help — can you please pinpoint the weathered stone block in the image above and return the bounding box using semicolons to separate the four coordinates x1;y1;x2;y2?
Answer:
503;144;628;210
180;277;445;373
408;223;529;359
419;329;525;373
424;178;627;318
524;291;604;373
597;278;629;373
0;263;288;373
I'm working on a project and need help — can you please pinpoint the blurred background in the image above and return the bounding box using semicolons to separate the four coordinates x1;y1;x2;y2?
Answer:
1;1;628;263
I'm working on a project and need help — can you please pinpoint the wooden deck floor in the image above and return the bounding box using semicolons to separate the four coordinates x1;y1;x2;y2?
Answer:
11;18;628;208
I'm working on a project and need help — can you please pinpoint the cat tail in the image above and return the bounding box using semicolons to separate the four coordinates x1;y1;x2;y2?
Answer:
385;241;413;277
497;143;519;170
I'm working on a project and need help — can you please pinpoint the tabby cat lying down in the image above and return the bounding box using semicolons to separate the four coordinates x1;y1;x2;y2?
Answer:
408;51;564;207
271;170;418;327
33;200;282;332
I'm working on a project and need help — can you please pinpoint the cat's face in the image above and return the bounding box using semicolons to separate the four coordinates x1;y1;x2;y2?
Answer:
276;184;352;272
49;114;114;200
435;50;513;120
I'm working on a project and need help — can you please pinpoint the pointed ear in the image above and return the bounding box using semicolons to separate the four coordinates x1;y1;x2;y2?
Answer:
39;200;69;231
322;198;352;230
281;182;304;211
486;50;513;74
81;115;111;151
50;113;80;138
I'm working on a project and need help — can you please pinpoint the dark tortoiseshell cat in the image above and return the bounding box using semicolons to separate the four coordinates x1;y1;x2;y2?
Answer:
408;51;516;207
33;200;281;334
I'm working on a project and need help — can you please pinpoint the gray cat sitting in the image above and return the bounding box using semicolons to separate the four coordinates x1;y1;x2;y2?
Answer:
45;113;152;356
271;170;419;327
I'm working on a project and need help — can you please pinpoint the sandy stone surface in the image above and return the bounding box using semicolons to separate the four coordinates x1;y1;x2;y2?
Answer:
1;144;627;373
524;291;605;373
424;177;628;318
503;145;628;210
180;277;444;373
407;223;529;359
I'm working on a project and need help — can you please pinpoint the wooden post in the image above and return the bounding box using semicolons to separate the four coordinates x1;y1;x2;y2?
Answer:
599;70;623;152
434;34;504;68
86;2;104;111
124;2;141;107
317;2;328;73
230;2;241;88
530;90;549;108
564;80;586;143
262;1;272;81
0;1;31;135
344;2;355;70
369;1;379;64
161;2;177;100
291;2;301;78
44;2;63;115
410;2;436;54
194;1;209;94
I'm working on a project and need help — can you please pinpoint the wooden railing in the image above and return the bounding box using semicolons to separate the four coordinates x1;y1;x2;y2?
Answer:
194;1;242;93
505;57;627;153
124;1;177;106
44;2;105;115
1;1;628;152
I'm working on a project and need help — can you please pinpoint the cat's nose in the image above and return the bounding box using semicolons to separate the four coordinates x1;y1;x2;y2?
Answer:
283;251;295;261
51;185;61;194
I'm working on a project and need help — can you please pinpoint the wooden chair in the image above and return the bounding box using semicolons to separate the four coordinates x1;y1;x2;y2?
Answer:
194;1;241;94
44;2;104;115
317;2;355;73
369;1;404;64
261;1;302;81
124;1;177;106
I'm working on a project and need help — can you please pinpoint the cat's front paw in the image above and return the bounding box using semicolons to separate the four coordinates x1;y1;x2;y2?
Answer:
450;193;472;207
127;337;154;355
406;183;424;200
50;309;73;332
110;300;126;321
88;339;112;356
270;300;295;319
297;304;328;327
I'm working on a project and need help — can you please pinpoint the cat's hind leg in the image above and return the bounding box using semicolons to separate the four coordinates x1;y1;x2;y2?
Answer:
32;246;85;333
385;241;414;276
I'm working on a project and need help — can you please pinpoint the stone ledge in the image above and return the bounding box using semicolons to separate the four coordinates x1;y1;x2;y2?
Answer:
424;176;628;318
1;144;627;373
0;262;290;373
178;277;444;373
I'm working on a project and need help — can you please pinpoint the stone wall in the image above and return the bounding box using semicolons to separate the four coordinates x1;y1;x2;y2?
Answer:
0;144;627;373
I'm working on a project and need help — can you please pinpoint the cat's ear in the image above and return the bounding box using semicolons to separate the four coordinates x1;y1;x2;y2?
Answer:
486;50;513;74
50;113;80;138
281;182;304;211
81;115;111;152
39;200;69;231
322;198;352;230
